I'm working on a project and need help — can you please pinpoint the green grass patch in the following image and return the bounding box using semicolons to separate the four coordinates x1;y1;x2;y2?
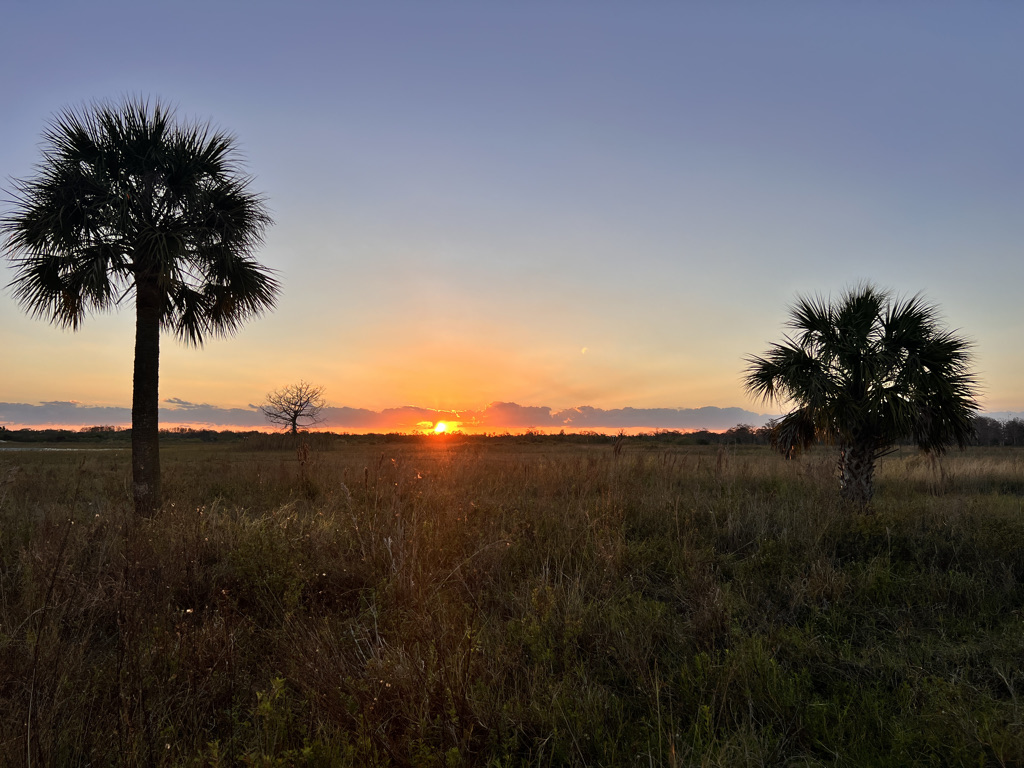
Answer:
1;442;1022;765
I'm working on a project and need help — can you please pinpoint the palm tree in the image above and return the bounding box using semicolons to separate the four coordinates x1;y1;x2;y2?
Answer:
744;285;978;505
3;99;278;515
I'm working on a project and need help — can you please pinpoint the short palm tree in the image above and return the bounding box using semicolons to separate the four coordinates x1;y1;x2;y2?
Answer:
744;285;978;504
3;99;278;515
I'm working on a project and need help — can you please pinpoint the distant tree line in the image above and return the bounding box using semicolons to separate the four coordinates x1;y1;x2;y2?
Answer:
0;426;224;444
0;424;773;446
2;418;1022;447
971;416;1024;446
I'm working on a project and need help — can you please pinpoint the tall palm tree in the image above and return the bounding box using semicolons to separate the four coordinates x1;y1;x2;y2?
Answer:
3;99;278;515
744;285;978;504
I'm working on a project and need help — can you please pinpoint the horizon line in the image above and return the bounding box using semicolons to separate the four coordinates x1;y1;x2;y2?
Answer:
3;400;780;433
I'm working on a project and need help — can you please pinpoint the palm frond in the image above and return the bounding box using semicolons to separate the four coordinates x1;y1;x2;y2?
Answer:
769;407;820;458
3;97;278;343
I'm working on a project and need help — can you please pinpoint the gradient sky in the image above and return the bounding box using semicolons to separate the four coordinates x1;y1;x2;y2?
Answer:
2;2;1022;431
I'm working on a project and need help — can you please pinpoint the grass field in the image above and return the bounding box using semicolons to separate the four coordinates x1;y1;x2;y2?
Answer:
1;437;1023;766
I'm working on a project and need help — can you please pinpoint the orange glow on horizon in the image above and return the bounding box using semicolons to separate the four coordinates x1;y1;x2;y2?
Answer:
0;421;738;437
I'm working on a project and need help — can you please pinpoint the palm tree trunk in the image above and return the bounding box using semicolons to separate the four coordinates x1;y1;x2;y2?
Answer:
132;278;162;515
839;439;875;505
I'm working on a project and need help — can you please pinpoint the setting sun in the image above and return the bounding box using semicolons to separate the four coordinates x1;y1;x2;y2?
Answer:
433;422;448;433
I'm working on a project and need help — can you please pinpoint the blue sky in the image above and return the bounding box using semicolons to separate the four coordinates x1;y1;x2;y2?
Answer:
2;2;1022;430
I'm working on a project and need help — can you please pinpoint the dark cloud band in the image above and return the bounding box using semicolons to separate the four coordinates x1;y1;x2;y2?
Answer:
0;399;784;432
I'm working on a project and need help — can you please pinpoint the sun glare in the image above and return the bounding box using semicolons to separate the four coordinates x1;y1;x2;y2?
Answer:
434;422;448;434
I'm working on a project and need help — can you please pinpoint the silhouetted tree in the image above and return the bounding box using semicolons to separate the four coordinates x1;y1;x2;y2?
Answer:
3;98;278;515
260;381;326;434
972;416;1004;446
1005;418;1024;447
744;285;978;505
724;424;763;445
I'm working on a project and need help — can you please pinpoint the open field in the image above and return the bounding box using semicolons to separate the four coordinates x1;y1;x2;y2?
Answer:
1;438;1023;766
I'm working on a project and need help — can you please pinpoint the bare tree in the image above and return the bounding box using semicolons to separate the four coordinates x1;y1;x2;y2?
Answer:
259;381;326;434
